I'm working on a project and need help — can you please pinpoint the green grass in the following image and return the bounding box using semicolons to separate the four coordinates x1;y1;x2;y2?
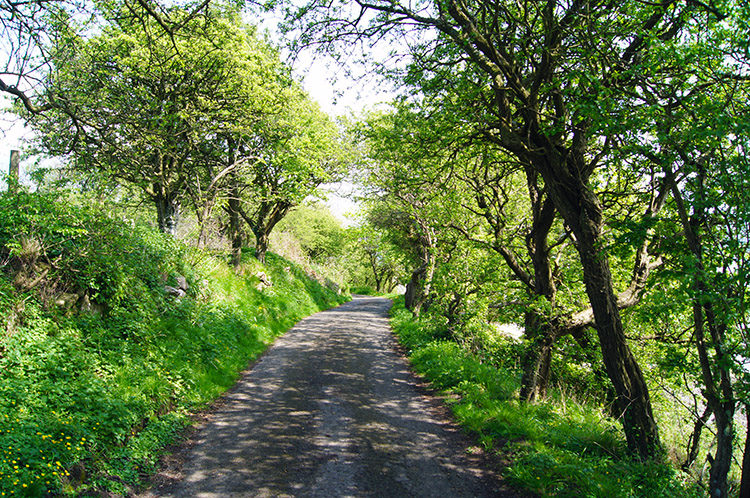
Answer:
0;191;348;497
389;298;702;498
349;285;381;296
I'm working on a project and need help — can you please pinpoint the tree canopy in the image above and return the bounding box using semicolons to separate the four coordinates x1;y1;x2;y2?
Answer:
17;0;346;268
279;0;750;492
4;0;750;494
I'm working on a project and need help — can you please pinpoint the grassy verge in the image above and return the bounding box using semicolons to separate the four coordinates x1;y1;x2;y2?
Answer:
0;191;347;497
390;297;701;498
349;285;381;296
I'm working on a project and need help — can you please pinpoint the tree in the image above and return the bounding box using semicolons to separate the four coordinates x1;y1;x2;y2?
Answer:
273;203;346;263
1;0;214;113
189;33;292;263
280;0;744;460
358;98;666;407
230;89;347;262
24;4;278;236
1;0;84;113
356;108;464;315
353;224;403;293
637;36;750;497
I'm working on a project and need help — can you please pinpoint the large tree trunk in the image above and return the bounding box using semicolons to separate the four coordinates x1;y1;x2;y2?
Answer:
695;303;735;498
239;200;293;264
520;192;558;402
229;191;242;268
404;264;428;315
536;152;660;459
707;388;733;498
227;140;242;269
406;253;436;316
254;230;270;263
154;188;180;236
577;223;660;458
254;202;292;263
404;217;437;316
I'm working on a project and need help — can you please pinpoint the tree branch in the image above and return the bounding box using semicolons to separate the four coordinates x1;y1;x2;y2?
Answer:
0;77;52;113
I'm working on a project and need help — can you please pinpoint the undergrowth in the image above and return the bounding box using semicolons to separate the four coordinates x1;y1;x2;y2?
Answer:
390;297;702;498
0;190;347;497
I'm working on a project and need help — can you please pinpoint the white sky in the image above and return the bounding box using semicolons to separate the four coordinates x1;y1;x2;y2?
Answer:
294;55;395;226
288;37;401;226
293;52;396;116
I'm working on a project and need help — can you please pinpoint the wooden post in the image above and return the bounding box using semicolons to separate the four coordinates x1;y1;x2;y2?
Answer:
9;149;20;193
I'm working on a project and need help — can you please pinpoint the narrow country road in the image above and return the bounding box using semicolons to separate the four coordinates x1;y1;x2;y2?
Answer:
140;296;524;498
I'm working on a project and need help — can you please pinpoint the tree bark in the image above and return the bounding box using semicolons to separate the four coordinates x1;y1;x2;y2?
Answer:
585;249;659;458
520;190;558;401
695;302;734;498
403;216;437;316
668;166;735;495
520;310;555;401
154;188;180;236
8;150;20;195
226;139;242;269
405;263;428;315
710;405;734;498
229;190;242;267
238;200;293;264
254;232;268;262
537;153;661;459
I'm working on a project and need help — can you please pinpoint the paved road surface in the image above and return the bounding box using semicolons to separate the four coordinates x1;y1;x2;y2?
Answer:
140;296;524;498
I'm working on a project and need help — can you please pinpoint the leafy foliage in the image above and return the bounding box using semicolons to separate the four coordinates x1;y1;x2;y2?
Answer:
272;203;346;263
0;190;346;497
282;0;750;491
390;297;702;498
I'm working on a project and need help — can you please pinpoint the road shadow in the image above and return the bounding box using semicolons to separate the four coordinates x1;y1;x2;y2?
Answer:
140;296;528;498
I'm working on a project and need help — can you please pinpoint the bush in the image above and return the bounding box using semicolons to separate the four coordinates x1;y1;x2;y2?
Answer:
349;285;378;295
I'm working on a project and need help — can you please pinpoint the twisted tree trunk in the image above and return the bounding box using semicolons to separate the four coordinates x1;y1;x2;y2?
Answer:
536;150;660;458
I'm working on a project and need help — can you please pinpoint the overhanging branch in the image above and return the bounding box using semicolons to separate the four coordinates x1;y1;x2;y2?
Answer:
0;78;52;113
